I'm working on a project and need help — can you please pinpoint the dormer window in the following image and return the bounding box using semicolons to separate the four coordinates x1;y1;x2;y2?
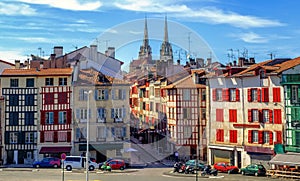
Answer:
259;69;266;79
98;74;105;82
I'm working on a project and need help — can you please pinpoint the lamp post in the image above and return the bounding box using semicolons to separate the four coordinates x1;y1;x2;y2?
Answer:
84;90;92;181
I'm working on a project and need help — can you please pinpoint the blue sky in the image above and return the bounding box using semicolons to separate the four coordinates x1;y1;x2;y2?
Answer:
1;0;299;71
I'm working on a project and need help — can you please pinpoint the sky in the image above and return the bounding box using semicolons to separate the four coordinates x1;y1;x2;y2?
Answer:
1;0;300;71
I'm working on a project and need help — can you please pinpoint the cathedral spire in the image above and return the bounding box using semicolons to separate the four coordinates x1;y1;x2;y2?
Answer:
160;15;173;62
143;16;149;48
138;16;152;61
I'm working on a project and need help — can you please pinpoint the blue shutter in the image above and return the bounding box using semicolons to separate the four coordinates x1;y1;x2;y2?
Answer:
111;109;115;118
97;108;101;118
76;128;81;139
122;89;126;100
122;107;126;118
122;127;126;137
94;89;98;100
111;127;115;136
112;89;115;100
79;89;84;100
104;89;109;100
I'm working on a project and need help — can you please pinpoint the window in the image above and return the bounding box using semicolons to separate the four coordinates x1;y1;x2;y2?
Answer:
45;78;54;86
10;132;18;143
216;109;224;122
216;129;224;142
96;89;108;100
150;102;154;111
155;88;160;97
77;109;88;120
252;109;259;122
25;112;34;125
262;109;269;123
58;92;68;104
9;112;19;125
252;130;258;143
273;87;281;102
230;130;237;143
58;131;67;142
259;69;266;79
97;108;106;122
251;89;258;101
229;109;237;122
25;132;34;143
26;78;34;87
216;89;222;101
183;108;191;119
150;87;154;96
295;131;300;145
25;94;34;106
44;131;54;142
44;93;54;104
183;126;192;139
201;108;206;120
111;108;125;119
9;95;19;106
79;89;88;101
201;89;206;102
59;111;67;124
183;89;191;101
10;79;19;87
264;131;270;144
45;112;54;124
59;78;67;86
97;126;107;139
229;89;236;101
112;89;126;100
291;85;300;103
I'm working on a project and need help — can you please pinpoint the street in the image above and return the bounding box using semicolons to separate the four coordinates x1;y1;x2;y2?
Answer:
0;167;278;181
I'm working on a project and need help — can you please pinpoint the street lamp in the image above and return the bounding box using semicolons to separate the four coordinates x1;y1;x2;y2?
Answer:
84;90;92;181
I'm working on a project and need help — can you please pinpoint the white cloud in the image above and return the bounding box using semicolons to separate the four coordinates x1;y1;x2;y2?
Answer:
0;2;37;16
16;0;102;11
233;32;268;43
129;30;143;35
0;50;27;63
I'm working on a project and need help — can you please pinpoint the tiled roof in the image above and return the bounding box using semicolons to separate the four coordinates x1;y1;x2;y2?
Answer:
0;59;14;66
1;68;72;76
75;68;129;86
164;75;205;89
236;60;272;76
273;56;300;73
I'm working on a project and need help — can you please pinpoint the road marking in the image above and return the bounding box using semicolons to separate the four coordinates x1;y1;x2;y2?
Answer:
209;176;224;179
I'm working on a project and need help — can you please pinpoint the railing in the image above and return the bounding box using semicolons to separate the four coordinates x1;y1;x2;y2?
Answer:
266;169;300;179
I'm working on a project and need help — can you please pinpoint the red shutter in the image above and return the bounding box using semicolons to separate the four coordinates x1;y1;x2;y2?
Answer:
41;111;45;125
248;130;253;143
259;109;263;122
221;130;224;142
257;88;261;102
212;89;217;101
230;130;237;143
276;131;282;144
248;89;252;102
273;88;281;102
54;111;58;125
67;131;71;142
236;89;240;101
40;131;44;143
262;88;269;102
67;110;71;124
216;129;220;141
269;131;273;145
233;110;237;123
229;130;233;143
274;109;282;124
248;109;252;122
258;131;264;144
269;110;273;123
222;89;229;101
234;130;237;143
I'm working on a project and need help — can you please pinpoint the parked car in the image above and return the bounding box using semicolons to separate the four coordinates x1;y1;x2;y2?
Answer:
184;160;205;171
33;157;61;168
106;159;126;170
240;163;266;176
63;156;98;171
213;162;239;174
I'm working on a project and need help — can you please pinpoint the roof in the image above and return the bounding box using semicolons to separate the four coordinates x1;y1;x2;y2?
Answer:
1;68;72;76
269;153;300;166
75;68;130;86
0;59;15;66
164;75;205;89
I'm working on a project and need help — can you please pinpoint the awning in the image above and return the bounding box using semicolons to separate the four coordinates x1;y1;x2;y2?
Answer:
39;146;72;154
269;153;300;166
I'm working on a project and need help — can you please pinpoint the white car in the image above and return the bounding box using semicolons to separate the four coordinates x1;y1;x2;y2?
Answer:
63;156;98;171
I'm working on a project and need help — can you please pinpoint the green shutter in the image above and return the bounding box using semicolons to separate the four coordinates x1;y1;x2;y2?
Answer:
286;85;291;99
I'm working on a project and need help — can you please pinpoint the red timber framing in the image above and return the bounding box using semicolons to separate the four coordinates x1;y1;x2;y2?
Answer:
40;86;72;143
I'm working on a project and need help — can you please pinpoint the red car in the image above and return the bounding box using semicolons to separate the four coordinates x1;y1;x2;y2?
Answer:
107;159;126;170
213;162;239;174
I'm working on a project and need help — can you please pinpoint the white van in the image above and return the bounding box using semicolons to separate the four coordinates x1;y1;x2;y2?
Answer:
63;156;98;171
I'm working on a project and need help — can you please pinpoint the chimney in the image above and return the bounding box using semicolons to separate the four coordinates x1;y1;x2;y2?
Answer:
50;54;56;61
238;57;245;67
249;57;255;64
15;60;20;69
206;58;212;66
196;58;204;68
106;47;115;58
54;46;63;57
90;44;97;61
233;60;237;66
177;59;180;65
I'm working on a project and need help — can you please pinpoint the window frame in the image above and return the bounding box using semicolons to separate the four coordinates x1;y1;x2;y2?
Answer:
10;79;19;87
58;111;67;124
59;78;67;86
45;112;54;124
252;130;259;143
45;78;54;86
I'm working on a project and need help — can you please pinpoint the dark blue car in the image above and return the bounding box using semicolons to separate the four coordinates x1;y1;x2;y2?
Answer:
33;157;61;168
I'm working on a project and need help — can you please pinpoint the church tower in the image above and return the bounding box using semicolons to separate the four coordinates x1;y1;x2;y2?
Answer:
138;17;152;63
160;16;173;62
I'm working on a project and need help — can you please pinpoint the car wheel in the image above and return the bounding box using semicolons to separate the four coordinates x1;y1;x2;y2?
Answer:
241;171;245;175
35;164;40;168
255;172;258;176
89;165;95;171
66;165;72;171
53;164;58;168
